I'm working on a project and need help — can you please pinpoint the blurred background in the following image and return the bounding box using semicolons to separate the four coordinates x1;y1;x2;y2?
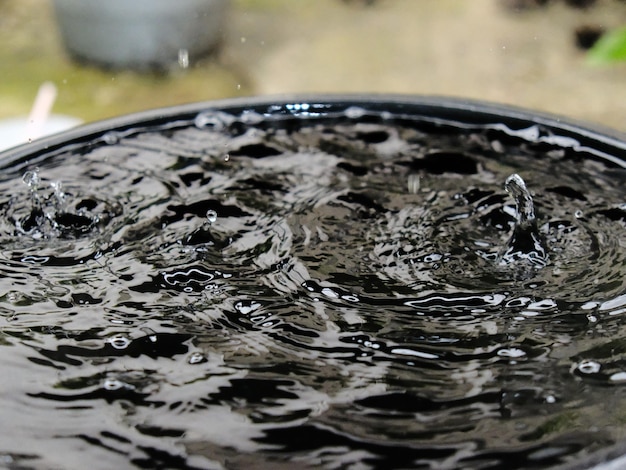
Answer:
0;0;625;148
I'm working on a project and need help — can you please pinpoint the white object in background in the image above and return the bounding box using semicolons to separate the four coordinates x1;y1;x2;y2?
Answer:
0;82;81;152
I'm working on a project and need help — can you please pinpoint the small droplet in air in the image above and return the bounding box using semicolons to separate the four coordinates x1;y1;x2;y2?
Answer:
22;168;40;190
407;174;420;194
178;49;189;69
224;154;230;162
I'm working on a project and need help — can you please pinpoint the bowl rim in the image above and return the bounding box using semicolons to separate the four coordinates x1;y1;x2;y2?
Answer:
1;94;625;170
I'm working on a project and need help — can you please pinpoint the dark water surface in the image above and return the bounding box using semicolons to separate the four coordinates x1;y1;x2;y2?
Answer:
1;104;626;469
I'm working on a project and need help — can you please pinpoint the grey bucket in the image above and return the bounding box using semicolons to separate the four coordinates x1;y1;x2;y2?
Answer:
52;0;229;71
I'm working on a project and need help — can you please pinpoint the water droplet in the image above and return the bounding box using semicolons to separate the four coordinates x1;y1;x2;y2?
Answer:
22;168;40;190
224;154;230;162
178;48;189;69
574;210;584;219
545;395;556;404
206;210;217;224
102;132;119;145
407;174;420;194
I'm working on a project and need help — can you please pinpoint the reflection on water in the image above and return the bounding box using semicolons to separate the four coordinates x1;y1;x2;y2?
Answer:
0;104;625;468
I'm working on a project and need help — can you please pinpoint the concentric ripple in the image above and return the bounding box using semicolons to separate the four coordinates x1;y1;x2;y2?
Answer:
0;105;625;469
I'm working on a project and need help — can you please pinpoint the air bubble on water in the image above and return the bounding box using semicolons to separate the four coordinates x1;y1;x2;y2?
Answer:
528;299;557;310
545;395;556;404
107;335;131;349
344;106;366;119
206;210;217;225
574;210;584;219
224;153;230;162
103;378;134;391
587;314;598;323
505;297;531;308
497;348;526;358
102;132;119;145
391;348;438;360
234;301;261;315
599;293;626;312
188;352;206;364
520;310;539;317
239;110;265;124
609;372;626;383
577;360;601;374
321;287;339;299
423;253;442;263
194;111;234;130
581;301;599;310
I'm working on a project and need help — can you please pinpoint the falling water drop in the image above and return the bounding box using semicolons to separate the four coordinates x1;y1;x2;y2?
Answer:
178;48;189;69
498;174;549;269
22;168;40;191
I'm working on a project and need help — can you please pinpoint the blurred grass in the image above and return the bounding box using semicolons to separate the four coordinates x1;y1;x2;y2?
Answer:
588;26;626;64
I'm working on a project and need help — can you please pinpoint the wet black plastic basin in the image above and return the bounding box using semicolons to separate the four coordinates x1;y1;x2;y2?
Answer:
1;95;626;469
2;95;625;169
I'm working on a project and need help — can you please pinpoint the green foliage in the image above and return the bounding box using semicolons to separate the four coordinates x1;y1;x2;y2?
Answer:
588;26;626;64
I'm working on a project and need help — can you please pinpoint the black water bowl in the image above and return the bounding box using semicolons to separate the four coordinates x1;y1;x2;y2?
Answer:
0;96;625;469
